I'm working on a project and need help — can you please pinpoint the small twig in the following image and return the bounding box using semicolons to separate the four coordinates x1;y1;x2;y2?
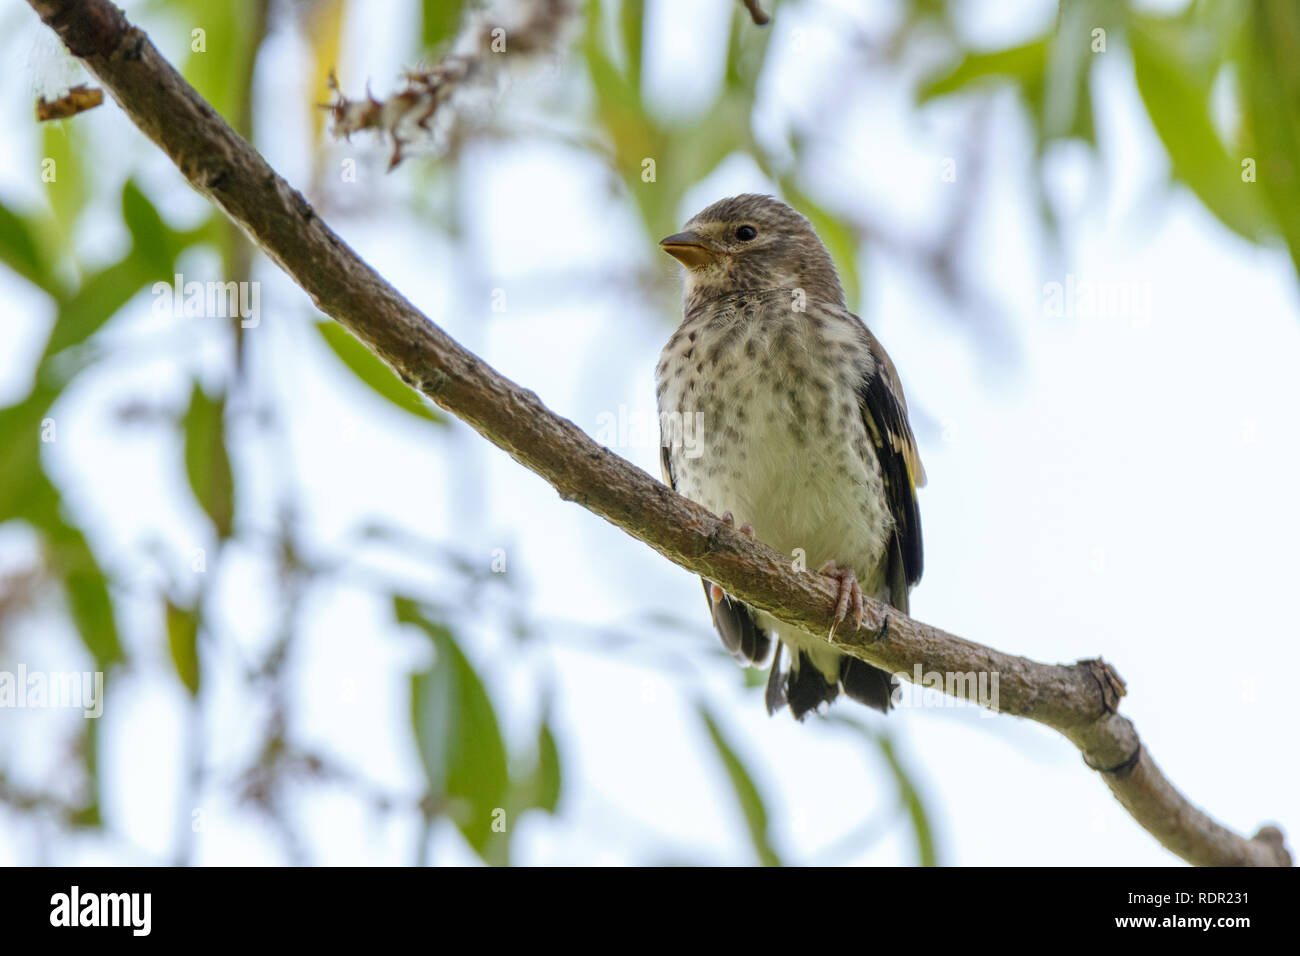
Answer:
324;0;573;169
741;0;771;26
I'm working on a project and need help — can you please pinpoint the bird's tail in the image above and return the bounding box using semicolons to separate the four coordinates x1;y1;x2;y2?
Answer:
767;648;896;719
839;656;896;713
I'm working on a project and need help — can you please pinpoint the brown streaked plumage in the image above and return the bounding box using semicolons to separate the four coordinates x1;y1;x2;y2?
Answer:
656;194;925;719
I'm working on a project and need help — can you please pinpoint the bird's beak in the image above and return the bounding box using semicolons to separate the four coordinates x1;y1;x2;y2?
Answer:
660;231;715;268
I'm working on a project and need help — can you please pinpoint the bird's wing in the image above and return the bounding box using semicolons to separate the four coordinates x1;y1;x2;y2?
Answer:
857;325;924;610
659;444;676;491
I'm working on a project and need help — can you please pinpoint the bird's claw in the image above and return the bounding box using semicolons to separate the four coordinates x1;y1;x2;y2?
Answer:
817;559;863;639
720;511;755;537
711;513;755;622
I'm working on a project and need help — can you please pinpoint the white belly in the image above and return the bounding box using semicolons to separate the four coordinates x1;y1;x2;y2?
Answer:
657;302;893;674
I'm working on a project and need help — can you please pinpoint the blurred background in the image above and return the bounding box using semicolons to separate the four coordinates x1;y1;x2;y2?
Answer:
1;0;1298;866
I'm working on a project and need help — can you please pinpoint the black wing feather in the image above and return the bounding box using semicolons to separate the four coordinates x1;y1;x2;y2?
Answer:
857;346;924;602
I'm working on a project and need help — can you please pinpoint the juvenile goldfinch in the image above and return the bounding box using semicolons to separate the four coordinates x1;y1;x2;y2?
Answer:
656;194;925;719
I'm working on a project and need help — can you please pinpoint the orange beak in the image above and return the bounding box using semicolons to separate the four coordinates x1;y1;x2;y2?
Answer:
660;231;715;268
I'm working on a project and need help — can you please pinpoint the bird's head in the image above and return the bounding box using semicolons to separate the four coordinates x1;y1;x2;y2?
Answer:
660;194;845;307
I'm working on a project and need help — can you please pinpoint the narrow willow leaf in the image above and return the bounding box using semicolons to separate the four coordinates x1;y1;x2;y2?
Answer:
919;40;1048;102
1243;2;1300;279
121;180;175;279
316;321;445;424
0;201;49;290
1130;15;1268;242
873;732;937;867
422;0;466;51
398;598;510;858
182;383;235;539
166;601;201;696
521;720;563;814
699;705;781;866
44;516;124;668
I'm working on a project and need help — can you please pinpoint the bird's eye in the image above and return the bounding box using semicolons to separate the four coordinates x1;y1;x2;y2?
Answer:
735;225;757;242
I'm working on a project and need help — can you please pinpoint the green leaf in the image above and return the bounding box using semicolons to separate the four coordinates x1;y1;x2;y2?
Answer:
182;383;235;538
584;0;655;186
166;601;201;696
44;516;124;668
520;719;563;814
873;732;936;867
699;705;781;866
42;256;151;361
42;120;87;244
0;379;68;536
71;717;105;828
0;200;49;290
121;180;175;279
723;0;775;93
1243;1;1300;279
919;40;1048;102
422;0;466;51
830;714;938;866
398;598;510;858
619;0;644;91
180;0;255;122
1042;0;1098;145
315;321;444;424
1130;15;1268;242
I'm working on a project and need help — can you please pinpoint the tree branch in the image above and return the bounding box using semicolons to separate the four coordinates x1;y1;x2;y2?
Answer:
27;0;1290;867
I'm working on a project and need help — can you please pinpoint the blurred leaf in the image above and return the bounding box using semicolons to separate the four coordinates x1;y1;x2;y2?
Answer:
399;598;510;858
1130;14;1267;242
1042;0;1098;145
723;0;775;93
41;121;86;244
0;200;49;290
315;320;444;424
874;733;936;867
44;516;123;668
520;719;562;814
422;0;466;51
830;714;938;866
166;601;201;696
182;383;235;538
180;0;254;121
919;40;1048;102
0;394;57;523
584;0;654;172
619;0;644;91
71;718;105;828
699;705;780;866
42;257;150;361
121;180;175;279
1243;1;1300;279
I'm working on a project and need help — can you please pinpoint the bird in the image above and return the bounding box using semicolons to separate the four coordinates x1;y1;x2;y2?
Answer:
655;194;925;720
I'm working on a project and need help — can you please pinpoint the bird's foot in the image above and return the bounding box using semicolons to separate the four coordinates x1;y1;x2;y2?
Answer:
710;513;755;609
720;511;755;537
817;559;863;640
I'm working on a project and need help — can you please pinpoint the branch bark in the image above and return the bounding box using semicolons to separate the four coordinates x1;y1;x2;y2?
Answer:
27;0;1291;867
